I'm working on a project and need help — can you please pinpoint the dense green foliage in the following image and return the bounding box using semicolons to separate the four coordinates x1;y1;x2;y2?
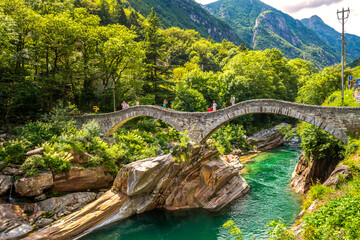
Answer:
223;220;243;240
296;65;351;105
349;57;360;68
297;122;344;163
302;195;360;239
211;124;251;154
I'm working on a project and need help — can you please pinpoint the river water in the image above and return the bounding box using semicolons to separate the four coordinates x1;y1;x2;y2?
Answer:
86;146;302;240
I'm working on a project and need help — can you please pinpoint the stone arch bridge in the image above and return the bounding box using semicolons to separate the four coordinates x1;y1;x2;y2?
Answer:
74;99;360;144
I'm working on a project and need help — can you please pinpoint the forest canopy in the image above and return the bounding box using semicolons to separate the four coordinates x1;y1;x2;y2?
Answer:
0;0;353;127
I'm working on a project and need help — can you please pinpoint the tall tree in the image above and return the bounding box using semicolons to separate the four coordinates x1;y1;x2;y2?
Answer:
142;8;169;100
96;25;143;111
98;0;111;26
112;1;128;27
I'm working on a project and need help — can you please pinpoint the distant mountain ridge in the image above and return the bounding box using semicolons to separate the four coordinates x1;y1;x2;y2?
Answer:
204;0;341;67
121;0;246;45
301;15;360;63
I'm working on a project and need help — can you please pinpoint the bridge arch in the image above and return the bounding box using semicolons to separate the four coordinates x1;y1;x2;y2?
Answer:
74;106;188;137
200;104;344;144
75;99;360;144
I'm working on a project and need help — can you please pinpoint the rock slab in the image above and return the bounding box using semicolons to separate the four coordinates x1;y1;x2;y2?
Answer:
248;123;289;151
52;166;113;192
0;204;33;240
0;175;12;196
15;172;53;197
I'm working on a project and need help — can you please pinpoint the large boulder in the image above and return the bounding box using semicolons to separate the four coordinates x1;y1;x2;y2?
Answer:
0;204;33;240
52;166;113;192
26;143;250;240
323;163;349;188
0;175;12;196
14;172;53;197
113;155;174;196
248;123;289;151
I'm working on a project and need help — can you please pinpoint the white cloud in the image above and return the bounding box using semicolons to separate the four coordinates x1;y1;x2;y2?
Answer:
195;0;218;4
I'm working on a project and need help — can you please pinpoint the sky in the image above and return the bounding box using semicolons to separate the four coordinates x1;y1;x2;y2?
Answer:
195;0;360;36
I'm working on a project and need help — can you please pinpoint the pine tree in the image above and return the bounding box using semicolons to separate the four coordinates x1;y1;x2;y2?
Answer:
142;8;170;101
98;0;111;26
113;1;128;27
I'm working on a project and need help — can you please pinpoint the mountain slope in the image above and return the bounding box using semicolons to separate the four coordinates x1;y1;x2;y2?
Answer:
204;0;339;67
121;0;245;45
301;15;360;63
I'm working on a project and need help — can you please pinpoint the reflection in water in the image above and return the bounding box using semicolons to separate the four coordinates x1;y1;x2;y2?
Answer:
86;146;302;240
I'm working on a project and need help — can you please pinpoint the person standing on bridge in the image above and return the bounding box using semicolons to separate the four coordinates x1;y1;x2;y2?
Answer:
163;99;168;109
212;100;217;111
121;101;127;110
231;95;235;106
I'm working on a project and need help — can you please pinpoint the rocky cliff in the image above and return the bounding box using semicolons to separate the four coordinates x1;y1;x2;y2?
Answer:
290;151;342;194
205;0;339;67
23;142;249;239
125;0;245;45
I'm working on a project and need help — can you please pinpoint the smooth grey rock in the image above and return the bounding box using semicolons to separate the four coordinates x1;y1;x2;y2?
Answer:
34;194;47;201
2;167;24;176
0;204;33;240
1;224;33;239
26;192;97;224
248;123;289;151
0;175;12;196
35;218;53;228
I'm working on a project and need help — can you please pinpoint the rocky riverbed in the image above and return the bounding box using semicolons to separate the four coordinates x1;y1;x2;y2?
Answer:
0;141;249;240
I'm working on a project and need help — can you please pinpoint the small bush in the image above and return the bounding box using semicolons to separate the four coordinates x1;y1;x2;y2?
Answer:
20;108;76;147
308;184;334;201
43;151;72;173
21;155;49;176
266;218;295;240
0;139;30;165
114;129;158;163
82;120;101;140
345;138;360;156
222;220;243;240
302;196;360;239
211;124;251;155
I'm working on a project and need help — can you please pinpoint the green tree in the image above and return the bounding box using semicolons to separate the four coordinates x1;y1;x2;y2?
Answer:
142;8;170;100
98;0;111;26
171;84;207;112
296;65;350;105
112;1;128;27
95;24;143;111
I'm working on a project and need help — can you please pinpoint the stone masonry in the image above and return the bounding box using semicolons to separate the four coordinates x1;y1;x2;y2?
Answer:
74;99;360;144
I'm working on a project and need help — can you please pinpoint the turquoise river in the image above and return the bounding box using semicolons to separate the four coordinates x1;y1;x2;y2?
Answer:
86;146;302;240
